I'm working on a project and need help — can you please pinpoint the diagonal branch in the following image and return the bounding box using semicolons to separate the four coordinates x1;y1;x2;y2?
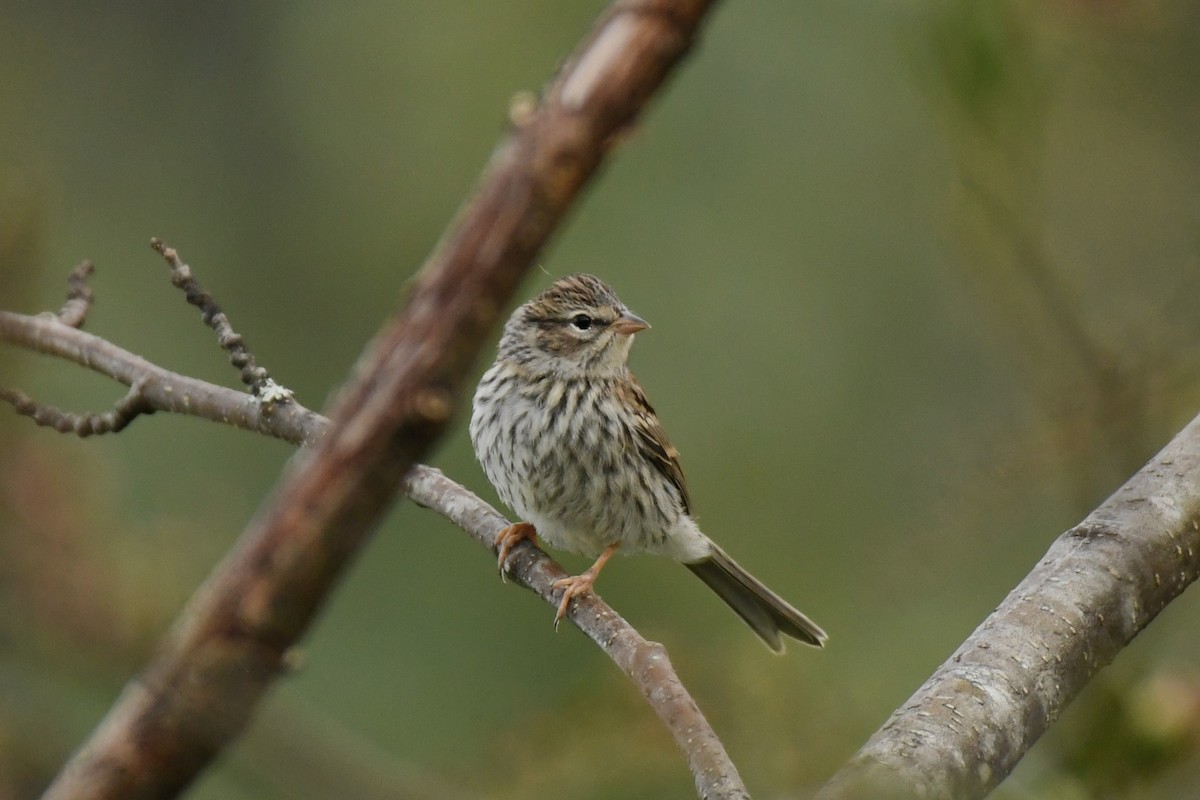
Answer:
18;2;730;799
816;410;1200;799
402;467;746;800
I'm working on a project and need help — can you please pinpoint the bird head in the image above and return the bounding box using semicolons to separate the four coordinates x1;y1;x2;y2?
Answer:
499;273;649;378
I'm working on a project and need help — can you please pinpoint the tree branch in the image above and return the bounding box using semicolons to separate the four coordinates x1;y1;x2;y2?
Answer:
8;2;733;799
816;409;1200;799
402;466;748;800
0;309;322;444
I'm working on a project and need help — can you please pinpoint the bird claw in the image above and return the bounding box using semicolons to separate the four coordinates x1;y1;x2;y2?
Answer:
494;522;537;581
549;542;618;630
551;573;596;630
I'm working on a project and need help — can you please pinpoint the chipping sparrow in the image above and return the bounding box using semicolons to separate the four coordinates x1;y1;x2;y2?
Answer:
470;274;826;651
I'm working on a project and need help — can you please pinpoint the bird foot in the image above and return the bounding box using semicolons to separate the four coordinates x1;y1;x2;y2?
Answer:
550;542;619;630
494;522;537;580
551;572;597;630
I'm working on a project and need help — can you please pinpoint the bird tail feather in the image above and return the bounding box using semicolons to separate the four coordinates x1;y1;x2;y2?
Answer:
686;546;827;652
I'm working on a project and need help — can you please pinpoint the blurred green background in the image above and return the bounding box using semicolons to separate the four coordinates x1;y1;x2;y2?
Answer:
2;1;1200;798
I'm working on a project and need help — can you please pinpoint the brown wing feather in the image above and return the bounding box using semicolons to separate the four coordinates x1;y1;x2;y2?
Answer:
618;373;692;515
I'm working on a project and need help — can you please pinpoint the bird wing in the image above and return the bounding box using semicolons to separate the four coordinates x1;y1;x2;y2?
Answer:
619;373;692;515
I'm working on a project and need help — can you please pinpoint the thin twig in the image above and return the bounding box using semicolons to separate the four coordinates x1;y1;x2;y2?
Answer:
56;260;94;328
1;378;151;436
150;237;289;402
0;309;324;445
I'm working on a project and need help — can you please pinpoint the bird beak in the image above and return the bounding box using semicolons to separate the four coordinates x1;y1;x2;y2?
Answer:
613;312;650;335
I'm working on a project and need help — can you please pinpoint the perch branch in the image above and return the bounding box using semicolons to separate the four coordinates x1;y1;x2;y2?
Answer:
817;410;1200;799
21;2;731;799
401;467;747;800
1;296;745;798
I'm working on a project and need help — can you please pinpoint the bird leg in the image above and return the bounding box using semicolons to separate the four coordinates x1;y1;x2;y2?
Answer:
551;543;619;629
495;521;538;577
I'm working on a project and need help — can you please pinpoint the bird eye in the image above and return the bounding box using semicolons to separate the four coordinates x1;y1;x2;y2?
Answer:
569;314;593;330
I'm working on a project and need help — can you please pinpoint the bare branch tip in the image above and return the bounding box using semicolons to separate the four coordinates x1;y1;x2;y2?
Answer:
148;240;282;397
1;382;148;437
150;236;183;269
57;259;97;327
70;259;96;280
